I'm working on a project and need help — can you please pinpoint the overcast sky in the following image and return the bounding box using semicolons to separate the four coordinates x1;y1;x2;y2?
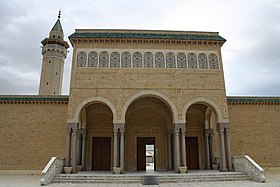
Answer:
0;0;279;96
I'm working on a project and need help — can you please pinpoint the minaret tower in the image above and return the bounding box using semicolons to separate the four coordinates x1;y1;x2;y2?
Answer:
39;11;69;95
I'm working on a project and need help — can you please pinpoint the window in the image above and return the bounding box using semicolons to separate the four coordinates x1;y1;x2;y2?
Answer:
88;51;98;67
177;53;187;68
133;52;142;68
155;52;165;68
144;52;153;68
198;53;208;69
110;52;120;67
99;51;109;67
188;53;197;69
76;51;87;67
121;52;131;67
209;54;219;69
166;52;176;68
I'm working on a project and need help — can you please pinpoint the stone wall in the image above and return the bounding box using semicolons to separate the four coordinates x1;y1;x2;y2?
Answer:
0;98;68;171
228;102;280;168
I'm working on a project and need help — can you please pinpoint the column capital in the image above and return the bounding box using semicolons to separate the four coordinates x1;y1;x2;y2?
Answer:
67;122;78;130
114;123;124;129
205;129;213;136
174;123;186;131
79;129;86;136
216;122;228;132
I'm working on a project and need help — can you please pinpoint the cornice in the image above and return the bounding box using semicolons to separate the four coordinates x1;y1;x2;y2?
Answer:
227;96;280;105
0;95;69;104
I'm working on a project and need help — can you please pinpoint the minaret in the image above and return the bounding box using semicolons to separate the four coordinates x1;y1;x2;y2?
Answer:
39;11;69;95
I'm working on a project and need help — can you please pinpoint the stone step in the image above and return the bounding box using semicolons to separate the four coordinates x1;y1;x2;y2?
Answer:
52;172;250;184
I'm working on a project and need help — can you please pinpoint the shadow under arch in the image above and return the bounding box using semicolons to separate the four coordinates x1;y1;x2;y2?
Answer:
69;96;118;123
182;96;227;123
121;90;179;123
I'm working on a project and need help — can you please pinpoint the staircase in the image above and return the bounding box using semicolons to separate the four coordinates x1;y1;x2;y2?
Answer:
52;171;250;184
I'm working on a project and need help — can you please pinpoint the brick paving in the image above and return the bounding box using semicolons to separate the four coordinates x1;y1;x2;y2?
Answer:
0;170;279;187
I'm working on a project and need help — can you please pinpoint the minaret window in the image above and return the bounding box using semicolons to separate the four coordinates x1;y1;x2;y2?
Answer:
121;52;131;67
144;52;153;68
77;51;87;67
88;51;98;67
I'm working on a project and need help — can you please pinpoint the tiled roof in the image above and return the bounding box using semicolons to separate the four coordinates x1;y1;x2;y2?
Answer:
51;19;63;32
0;95;69;102
69;31;226;42
227;96;280;103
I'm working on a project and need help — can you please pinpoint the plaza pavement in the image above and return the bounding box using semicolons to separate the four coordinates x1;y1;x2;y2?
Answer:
0;169;279;187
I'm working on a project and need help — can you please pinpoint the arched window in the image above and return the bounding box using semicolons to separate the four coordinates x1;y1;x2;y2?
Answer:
209;54;219;69
110;52;120;67
144;52;153;68
188;53;197;69
155;52;165;68
133;52;142;68
166;52;176;68
88;51;98;67
121;52;131;68
76;51;87;67
198;53;208;69
177;53;187;68
99;51;109;67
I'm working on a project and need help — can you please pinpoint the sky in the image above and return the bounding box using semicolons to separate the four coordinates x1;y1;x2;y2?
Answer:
0;0;280;96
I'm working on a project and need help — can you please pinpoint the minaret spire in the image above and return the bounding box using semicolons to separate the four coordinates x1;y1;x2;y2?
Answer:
58;10;61;19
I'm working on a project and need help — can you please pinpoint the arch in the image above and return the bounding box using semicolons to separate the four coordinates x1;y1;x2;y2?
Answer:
121;90;179;123
70;96;118;123
182;96;224;123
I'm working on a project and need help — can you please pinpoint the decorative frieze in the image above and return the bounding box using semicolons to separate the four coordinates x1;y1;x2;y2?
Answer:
76;50;220;70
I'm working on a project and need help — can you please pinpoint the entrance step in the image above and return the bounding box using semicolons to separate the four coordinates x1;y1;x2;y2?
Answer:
52;171;250;184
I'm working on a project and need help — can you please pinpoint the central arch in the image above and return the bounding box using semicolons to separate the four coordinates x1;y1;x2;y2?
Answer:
121;90;179;123
124;96;174;171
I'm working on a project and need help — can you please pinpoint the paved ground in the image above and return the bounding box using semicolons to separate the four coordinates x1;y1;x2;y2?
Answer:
0;170;279;187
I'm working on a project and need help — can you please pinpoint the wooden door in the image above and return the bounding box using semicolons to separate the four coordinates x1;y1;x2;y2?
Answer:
92;137;111;170
186;137;199;170
137;137;155;171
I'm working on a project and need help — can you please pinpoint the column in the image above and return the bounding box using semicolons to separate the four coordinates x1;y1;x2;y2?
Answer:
217;123;227;172
224;124;233;171
81;130;86;170
72;128;78;173
181;128;186;167
65;127;72;167
173;129;180;172
76;134;81;166
167;133;172;170
120;128;125;172
205;130;211;169
113;128;119;168
209;130;215;166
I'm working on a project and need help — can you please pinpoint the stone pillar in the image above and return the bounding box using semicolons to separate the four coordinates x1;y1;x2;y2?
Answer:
72;127;78;173
76;134;81;166
167;133;172;170
120;127;125;172
113;128;119;168
204;129;211;170
224;123;233;171
81;130;86;171
180;128;186;167
65;127;72;167
217;123;227;172
209;129;215;166
173;129;180;172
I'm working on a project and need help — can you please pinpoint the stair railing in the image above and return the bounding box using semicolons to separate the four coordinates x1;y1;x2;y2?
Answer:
40;157;64;185
233;155;266;182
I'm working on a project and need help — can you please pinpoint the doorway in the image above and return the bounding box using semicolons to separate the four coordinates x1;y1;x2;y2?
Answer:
137;137;155;171
186;137;199;170
92;137;111;170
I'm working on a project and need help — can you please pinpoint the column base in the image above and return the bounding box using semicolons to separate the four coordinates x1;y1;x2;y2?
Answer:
113;167;122;174
179;166;188;174
219;168;228;172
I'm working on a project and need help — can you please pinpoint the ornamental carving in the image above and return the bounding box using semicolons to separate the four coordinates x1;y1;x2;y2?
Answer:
133;52;142;68
188;53;197;69
77;51;87;67
177;53;187;68
110;52;120;67
88;51;98;67
99;51;109;67
198;53;208;69
144;52;153;68
209;54;219;69
166;52;176;68
121;52;131;67
155;52;164;68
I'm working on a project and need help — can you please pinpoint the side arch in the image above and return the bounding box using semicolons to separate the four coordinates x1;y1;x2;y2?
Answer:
69;96;118;123
121;90;179;123
181;96;227;123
